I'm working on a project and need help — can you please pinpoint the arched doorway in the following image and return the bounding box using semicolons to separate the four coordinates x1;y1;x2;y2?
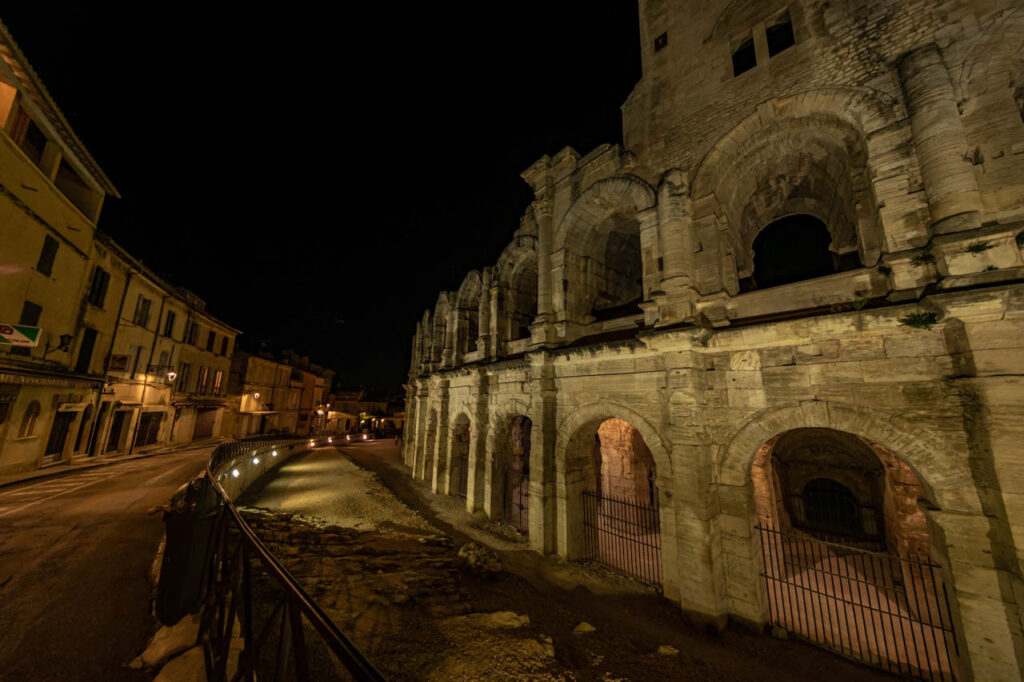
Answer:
564;416;661;586
499;415;531;534
753;427;958;679
450;414;471;498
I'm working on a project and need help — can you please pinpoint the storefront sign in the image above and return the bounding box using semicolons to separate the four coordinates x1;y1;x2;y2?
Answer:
0;324;40;347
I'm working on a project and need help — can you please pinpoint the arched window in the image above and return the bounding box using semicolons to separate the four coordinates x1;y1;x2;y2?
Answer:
750;214;837;289
19;400;40;438
802;478;861;537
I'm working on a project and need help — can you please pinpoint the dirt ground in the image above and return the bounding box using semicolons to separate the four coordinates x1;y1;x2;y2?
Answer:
243;443;894;681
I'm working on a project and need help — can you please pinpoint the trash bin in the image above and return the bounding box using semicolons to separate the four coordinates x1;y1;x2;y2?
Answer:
155;474;222;625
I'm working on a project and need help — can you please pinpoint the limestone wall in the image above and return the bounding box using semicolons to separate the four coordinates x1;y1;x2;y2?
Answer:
404;283;1024;680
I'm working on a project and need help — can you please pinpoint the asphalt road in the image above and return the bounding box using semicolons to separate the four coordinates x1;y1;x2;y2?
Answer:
0;447;213;682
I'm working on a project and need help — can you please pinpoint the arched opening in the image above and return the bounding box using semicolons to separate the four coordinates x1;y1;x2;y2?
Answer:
450;414;471;498
455;274;481;361
564;417;661;586
747;215;838;290
752;427;957;678
507;260;538;342
420;409;438;481
492;415;531;534
588;213;643;321
19;400;40;438
74;404;94;452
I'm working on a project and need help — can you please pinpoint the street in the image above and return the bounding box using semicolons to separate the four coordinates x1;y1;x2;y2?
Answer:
0;447;213;682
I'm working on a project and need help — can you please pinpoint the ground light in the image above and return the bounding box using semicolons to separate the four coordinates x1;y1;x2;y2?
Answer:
252;457;259;465
231;469;240;478
271;450;277;457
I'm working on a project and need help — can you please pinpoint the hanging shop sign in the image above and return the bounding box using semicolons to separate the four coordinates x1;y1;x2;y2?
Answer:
0;324;41;347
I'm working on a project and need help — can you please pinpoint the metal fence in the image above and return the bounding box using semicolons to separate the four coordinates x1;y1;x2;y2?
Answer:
581;490;662;587
503;468;529;533
201;437;384;681
759;524;958;681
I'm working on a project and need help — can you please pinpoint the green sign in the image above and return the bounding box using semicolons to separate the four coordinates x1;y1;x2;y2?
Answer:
0;324;41;347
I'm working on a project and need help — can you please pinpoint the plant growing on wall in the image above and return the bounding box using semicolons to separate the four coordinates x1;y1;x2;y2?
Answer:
962;241;994;254
911;252;936;267
1016;232;1024;247
899;312;940;330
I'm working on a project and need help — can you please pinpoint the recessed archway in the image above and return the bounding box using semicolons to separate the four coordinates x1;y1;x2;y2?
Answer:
746;215;838;290
557;406;671;588
750;425;959;678
450;414;471;498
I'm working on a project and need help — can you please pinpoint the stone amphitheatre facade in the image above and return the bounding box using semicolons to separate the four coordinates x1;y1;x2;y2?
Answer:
402;2;1024;679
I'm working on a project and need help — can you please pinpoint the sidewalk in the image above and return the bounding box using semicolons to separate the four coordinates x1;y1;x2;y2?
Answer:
0;436;227;490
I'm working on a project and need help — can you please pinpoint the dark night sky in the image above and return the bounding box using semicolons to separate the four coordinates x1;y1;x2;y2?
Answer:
2;4;642;394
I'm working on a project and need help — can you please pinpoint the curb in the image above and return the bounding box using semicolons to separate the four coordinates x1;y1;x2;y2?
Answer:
0;437;228;491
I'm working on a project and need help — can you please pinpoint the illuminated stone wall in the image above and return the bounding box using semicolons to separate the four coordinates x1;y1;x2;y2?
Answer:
402;2;1024;679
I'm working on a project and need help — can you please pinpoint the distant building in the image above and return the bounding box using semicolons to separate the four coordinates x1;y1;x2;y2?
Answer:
94;235;239;455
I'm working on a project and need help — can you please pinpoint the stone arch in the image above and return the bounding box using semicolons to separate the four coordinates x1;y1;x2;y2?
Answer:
454;271;482;362
432;293;450;365
554;176;657;323
713;400;978;629
717;401;974;512
554;402;678;593
485;399;534;519
419;310;432;369
495;238;539;343
694;110;891;283
448;411;472;498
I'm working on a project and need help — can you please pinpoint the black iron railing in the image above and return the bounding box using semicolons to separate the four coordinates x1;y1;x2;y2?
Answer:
759;524;958;681
581;490;661;587
787;491;882;545
503;468;529;534
201;436;384;682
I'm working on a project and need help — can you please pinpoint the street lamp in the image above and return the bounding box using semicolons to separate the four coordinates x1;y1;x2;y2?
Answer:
42;333;74;361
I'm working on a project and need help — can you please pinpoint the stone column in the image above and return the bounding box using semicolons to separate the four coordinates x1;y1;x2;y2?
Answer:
467;370;489;513
477;268;492;358
899;44;982;234
488;285;502;360
534;199;553;320
430;381;450;493
528;353;558;554
442;307;457;367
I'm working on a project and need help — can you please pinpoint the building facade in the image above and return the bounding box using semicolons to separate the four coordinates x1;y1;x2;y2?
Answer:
404;2;1024;679
0;20;240;473
0;20;119;473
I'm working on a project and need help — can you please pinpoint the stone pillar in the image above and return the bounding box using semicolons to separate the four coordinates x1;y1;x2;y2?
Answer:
442;307;457;368
899;45;982;234
412;386;429;478
477;268;492;358
483;422;502;519
931;510;1024;681
467;370;489;513
430;381;450;493
528;353;558;554
402;384;417;468
488;285;502;360
534;199;553;320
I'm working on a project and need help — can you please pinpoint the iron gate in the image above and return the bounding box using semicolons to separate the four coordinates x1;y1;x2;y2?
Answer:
759;525;958;681
455;450;469;498
582;491;662;587
503;468;529;533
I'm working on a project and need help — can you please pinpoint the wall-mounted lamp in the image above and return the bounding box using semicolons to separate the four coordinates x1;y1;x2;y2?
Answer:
43;333;74;360
254;392;260;400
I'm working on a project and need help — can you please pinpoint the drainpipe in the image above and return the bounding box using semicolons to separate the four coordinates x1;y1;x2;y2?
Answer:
128;293;169;455
91;268;134;457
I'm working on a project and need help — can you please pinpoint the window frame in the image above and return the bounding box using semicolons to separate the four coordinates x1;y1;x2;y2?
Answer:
37;235;59;277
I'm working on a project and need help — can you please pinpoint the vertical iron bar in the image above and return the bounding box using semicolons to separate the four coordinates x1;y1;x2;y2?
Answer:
274;597;293;682
242;542;254;682
890;555;919;680
288;598;310;682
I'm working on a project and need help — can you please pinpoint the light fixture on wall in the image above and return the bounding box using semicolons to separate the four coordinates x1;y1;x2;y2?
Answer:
42;333;74;360
254;392;260;400
166;370;177;382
